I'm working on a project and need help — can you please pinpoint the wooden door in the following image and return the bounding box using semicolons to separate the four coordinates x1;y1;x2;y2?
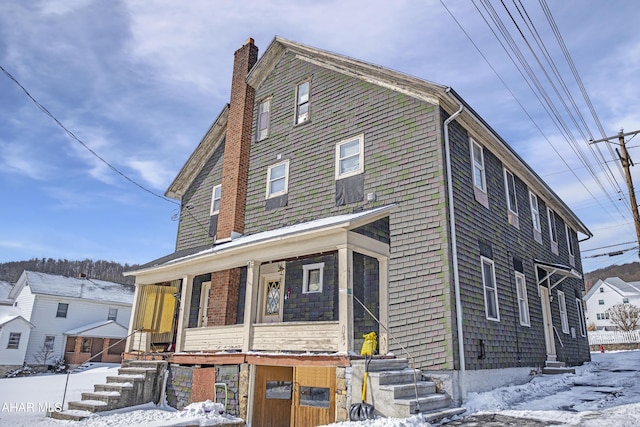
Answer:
293;367;336;427
253;366;293;427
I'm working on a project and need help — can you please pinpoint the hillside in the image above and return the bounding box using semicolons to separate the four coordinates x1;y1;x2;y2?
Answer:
0;258;138;285
584;261;640;290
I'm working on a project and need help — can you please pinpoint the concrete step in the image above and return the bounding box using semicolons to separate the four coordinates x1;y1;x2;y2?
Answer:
378;381;437;399
95;383;133;393
48;409;92;421
421;407;467;424
106;374;145;384
369;368;422;386
353;358;409;372
545;361;566;368
80;391;121;407
118;366;157;376
123;360;166;369
67;400;110;412
394;393;451;416
542;367;575;375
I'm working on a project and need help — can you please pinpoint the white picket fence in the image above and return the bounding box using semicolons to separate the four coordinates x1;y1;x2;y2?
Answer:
588;330;640;345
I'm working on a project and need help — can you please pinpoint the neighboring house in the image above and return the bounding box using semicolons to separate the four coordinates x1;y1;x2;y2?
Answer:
584;277;640;330
7;271;134;366
124;37;592;424
0;280;13;306
0;306;35;376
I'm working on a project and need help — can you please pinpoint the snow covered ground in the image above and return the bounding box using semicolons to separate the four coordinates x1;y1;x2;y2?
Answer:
1;351;639;426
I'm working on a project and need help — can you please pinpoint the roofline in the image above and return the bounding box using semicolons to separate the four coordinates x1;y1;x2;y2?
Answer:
165;104;230;199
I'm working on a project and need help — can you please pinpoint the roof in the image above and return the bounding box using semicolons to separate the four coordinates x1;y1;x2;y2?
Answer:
10;271;134;305
64;320;128;338
584;277;640;301
0;306;34;328
0;280;13;299
127;204;395;276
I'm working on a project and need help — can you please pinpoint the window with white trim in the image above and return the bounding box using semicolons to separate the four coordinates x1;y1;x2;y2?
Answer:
266;160;289;198
471;139;486;192
576;298;587;337
108;308;118;321
547;207;559;254
481;257;500;321
529;192;541;232
210;184;221;215
44;335;55;351
515;272;530;326
558;291;569;333
335;135;364;179
504;169;518;215
257;98;271;141
565;224;576;266
302;263;324;293
623;297;630;304
56;302;68;318
295;81;310;124
7;332;21;349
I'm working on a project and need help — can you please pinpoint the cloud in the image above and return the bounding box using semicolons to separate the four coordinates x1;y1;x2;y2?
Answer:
127;159;175;189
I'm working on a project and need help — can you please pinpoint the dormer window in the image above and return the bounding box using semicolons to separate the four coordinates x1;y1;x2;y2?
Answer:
210;184;221;215
257;98;271;141
295;81;310;124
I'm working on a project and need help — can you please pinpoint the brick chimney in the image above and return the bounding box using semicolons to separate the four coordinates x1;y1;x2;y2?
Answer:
208;38;258;326
217;38;258;241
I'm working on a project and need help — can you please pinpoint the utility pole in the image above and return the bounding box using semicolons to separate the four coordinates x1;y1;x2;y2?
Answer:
590;129;640;256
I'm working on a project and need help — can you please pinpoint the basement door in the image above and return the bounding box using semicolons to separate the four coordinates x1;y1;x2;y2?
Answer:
253;366;293;427
539;285;557;360
293;367;336;427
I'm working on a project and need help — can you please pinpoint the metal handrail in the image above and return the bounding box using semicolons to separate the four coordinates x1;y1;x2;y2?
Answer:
61;328;143;410
352;294;422;413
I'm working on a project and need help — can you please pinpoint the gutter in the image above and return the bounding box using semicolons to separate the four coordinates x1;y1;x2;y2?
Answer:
443;87;466;402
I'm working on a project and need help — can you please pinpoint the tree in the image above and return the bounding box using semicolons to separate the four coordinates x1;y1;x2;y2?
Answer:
606;303;640;331
33;344;56;366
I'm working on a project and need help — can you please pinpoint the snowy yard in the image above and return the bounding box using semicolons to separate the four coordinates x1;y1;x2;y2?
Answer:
0;351;639;426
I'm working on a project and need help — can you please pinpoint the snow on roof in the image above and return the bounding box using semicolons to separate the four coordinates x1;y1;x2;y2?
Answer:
24;271;134;305
0;306;34;328
603;277;640;295
141;204;395;271
64;320;128;338
0;280;13;299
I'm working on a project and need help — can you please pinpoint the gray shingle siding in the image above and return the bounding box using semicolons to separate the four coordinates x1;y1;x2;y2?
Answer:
246;52;454;369
446;111;589;369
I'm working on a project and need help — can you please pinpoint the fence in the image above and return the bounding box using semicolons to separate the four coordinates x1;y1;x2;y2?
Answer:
588;330;640;345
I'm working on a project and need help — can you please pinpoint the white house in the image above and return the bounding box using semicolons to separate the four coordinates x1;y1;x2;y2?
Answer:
7;271;135;366
584;277;640;330
0;280;13;306
0;306;35;375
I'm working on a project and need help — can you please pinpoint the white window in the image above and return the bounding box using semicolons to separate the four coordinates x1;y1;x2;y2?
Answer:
302;263;324;293
471;139;486;192
257;98;271;141
56;303;68;318
599;287;604;293
598;299;604;305
7;332;21;349
44;336;55;351
295;81;310;124
547;207;558;244
558;291;569;334
108;308;118;321
515;272;530;326
623;297;630;304
266;160;289;198
210;184;221;215
335;135;364;179
504;169;518;215
565;224;575;265
576;298;587;337
529;192;541;232
481;257;500;321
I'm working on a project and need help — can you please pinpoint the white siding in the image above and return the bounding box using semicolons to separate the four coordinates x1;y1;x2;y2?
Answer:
0;319;33;365
584;284;640;330
24;296;132;364
13;284;36;321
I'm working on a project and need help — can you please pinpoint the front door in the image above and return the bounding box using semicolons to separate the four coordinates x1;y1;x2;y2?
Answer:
293;367;336;427
259;273;284;323
539;285;556;360
198;281;211;327
253;366;293;427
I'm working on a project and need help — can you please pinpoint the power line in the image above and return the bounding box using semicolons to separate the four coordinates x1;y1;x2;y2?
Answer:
0;63;178;206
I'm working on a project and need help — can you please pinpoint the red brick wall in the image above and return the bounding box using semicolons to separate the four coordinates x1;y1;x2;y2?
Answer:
208;268;241;325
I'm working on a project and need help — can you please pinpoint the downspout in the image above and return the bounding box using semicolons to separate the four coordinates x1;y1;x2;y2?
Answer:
443;88;466;402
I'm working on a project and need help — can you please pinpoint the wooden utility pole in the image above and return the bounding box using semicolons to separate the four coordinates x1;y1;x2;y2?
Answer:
591;129;640;256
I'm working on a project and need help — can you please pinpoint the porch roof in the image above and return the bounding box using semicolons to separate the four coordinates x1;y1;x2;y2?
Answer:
534;259;582;290
64;320;128;338
126;205;395;282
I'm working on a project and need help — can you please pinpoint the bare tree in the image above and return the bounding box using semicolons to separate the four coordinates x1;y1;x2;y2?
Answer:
33;345;56;366
606;303;640;332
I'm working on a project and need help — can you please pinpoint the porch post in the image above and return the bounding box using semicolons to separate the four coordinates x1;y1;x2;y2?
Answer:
175;275;194;352
125;283;142;352
243;260;260;352
378;256;389;355
338;245;354;353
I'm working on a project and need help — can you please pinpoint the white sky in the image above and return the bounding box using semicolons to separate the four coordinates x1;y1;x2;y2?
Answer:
1;1;640;271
